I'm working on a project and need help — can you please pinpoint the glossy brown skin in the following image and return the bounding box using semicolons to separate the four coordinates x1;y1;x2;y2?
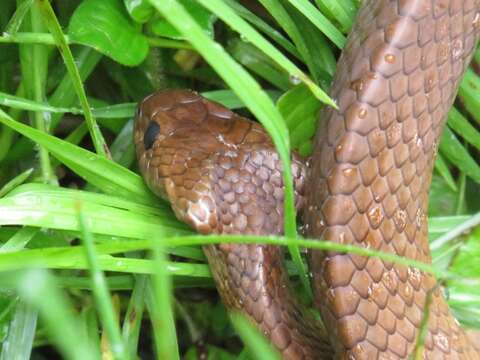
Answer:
135;90;332;358
304;0;480;358
134;0;480;358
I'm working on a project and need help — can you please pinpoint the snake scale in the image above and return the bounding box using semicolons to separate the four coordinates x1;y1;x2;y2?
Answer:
134;0;480;358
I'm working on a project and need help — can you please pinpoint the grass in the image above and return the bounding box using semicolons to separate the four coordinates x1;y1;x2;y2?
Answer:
0;0;479;359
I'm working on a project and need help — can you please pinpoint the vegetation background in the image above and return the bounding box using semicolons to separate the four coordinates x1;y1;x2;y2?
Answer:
0;0;479;359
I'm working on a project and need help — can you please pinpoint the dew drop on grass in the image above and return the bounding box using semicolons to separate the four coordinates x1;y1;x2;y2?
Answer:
289;75;301;85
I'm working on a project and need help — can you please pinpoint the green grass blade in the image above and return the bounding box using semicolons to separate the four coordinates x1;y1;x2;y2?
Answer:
81;305;101;356
429;216;470;238
440;127;480;184
448;107;480;151
0;235;451;279
30;3;55;184
19;2;55;184
0;168;33;198
122;275;147;358
0;90;261;122
257;0;324;84
230;313;280;360
287;6;337;85
336;0;358;20
433;154;457;193
0;301;37;360
77;203;128;360
458;68;480;124
55;275;134;291
36;0;108;157
0;48;100;165
147;0;311;298
4;0;34;34
286;0;346;48
222;0;301;59
277;84;322;151
48;47;103;129
313;0;353;33
0;109;155;205
230;40;291;90
16;269;98;360
0;227;38;253
0;183;188;239
195;0;334;106
430;212;480;251
150;238;180;360
0;244;210;276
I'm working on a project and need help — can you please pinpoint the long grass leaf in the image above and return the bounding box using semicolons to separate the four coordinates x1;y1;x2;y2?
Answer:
195;0;334;106
230;313;280;360
122;276;147;358
150;238;180;360
448;108;480;151
0;184;188;239
16;269;98;360
0;109;156;205
286;0;346;48
440;127;480;183
313;0;353;32
222;0;301;59
36;0;108;157
147;0;310;297
0;301;37;360
77;203;128;360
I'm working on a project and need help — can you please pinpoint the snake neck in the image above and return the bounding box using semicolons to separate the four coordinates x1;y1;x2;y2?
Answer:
304;0;480;358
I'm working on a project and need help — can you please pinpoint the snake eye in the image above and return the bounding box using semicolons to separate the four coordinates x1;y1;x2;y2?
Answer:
143;121;160;150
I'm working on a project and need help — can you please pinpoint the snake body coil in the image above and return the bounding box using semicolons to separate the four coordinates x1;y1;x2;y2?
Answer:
135;0;480;358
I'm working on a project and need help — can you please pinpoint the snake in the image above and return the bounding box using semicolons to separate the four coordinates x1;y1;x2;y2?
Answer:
134;0;480;358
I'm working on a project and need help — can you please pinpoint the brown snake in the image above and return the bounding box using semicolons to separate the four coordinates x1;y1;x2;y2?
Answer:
134;0;480;358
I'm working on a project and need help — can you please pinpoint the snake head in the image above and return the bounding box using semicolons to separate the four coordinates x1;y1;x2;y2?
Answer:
134;89;307;235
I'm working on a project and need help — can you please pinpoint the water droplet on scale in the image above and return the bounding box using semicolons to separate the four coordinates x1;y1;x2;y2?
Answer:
434;333;450;352
358;108;367;118
350;79;364;92
289;75;301;85
384;53;396;63
382;270;395;290
404;284;412;298
415;208;424;228
394;209;407;231
414;134;422;147
342;168;354;176
451;39;463;60
408;266;422;285
368;206;383;228
473;12;480;29
432;140;439;156
315;219;325;231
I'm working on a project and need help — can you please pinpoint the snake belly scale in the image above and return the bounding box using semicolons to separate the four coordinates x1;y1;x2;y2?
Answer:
134;0;480;359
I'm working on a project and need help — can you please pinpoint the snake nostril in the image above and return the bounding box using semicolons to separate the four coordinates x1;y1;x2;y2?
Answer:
143;121;160;150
